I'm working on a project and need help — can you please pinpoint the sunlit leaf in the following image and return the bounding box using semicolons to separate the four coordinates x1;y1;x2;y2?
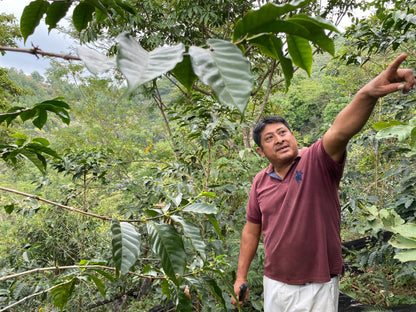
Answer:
182;202;217;214
50;279;76;310
117;33;185;92
394;249;416;262
376;125;413;142
78;47;116;75
189;39;253;114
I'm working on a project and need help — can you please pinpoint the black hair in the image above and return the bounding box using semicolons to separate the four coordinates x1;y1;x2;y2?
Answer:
253;116;291;148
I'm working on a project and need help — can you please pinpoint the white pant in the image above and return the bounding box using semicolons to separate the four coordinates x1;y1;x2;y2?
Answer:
263;275;340;312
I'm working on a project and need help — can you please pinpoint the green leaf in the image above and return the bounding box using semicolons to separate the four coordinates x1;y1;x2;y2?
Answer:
25;142;61;159
50;279;76;310
73;1;95;32
111;220;141;276
117;33;185;92
20;0;49;42
249;34;293;89
32;137;50;146
287;34;312;75
85;273;106;298
170;215;206;260
394;249;416;262
372;121;392;130
206;214;224;241
33;109;47;129
176;291;194;311
45;1;71;31
17;149;46;174
189;39;253;114
78;47;116;75
392;223;416;239
182;202;217;214
287;15;336;55
202;274;227;308
376;125;413;142
233;1;311;42
4;204;15;214
389;234;416;249
172;55;198;92
147;222;186;285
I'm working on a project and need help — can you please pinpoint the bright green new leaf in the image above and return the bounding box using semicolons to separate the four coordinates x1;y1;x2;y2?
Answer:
147;222;186;285
50;279;76;311
189;39;253;114
20;0;49;42
249;34;293;89
45;1;71;32
111;219;141;276
117;33;185;93
73;1;95;32
287;34;312;76
78;47;116;75
233;1;311;42
394;249;416;262
170;215;206;260
376;125;413;142
182;202;217;214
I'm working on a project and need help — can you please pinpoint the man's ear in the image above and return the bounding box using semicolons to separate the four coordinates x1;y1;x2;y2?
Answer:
256;146;265;156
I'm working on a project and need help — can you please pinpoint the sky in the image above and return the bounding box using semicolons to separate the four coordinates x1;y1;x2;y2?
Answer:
0;0;77;75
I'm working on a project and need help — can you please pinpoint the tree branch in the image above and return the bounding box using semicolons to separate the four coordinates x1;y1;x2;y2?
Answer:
0;186;162;223
0;45;80;61
0;265;165;283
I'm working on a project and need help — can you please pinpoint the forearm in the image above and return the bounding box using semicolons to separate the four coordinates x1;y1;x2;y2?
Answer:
331;89;378;143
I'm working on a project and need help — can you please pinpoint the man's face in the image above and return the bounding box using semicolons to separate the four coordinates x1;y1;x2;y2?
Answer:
256;122;298;166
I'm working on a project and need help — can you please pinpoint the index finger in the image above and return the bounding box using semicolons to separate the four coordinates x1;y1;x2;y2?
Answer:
387;53;408;72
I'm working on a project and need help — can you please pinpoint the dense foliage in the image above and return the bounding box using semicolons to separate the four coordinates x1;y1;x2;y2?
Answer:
0;0;415;311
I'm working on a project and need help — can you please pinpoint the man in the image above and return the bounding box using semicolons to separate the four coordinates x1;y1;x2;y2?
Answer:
231;54;415;311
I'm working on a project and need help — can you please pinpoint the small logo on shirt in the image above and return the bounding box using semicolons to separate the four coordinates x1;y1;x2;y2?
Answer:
295;170;303;185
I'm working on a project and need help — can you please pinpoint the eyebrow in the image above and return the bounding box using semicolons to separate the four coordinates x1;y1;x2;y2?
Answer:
262;126;286;136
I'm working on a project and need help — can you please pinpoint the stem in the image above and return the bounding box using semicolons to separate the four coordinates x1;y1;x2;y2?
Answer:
0;45;81;61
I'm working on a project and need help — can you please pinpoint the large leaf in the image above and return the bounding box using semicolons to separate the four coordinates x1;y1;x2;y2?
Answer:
394;249;416;262
376;125;413;142
182;202;217;214
45;1;71;31
117;33;185;92
287;15;337;55
78;47;116;75
249;34;293;89
287;34;313;76
111;219;141;276
390;234;416;249
170;215;206;260
147;222;186;285
20;0;49;42
189;39;253;114
233;1;311;42
50;279;76;311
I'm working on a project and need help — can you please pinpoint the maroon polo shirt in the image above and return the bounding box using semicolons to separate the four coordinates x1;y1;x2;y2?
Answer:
246;138;345;285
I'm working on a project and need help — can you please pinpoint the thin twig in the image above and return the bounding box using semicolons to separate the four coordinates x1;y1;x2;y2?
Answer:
0;45;81;61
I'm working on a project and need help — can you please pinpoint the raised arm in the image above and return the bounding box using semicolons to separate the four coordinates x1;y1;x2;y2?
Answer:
324;53;416;163
231;220;261;307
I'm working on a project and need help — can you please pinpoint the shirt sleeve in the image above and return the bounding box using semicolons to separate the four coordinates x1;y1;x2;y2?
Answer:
246;177;262;224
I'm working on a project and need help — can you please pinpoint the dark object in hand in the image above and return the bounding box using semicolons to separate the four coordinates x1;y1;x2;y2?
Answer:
238;283;248;301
